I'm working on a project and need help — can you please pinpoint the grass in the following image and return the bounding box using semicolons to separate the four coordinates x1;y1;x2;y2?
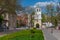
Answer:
0;29;44;40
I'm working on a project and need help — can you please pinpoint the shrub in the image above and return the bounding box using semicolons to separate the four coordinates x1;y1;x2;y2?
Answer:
33;27;36;29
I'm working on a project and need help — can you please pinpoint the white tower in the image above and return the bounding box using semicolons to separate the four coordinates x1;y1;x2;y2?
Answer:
34;7;42;29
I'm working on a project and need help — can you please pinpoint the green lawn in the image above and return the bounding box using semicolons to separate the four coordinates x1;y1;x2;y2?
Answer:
0;29;44;40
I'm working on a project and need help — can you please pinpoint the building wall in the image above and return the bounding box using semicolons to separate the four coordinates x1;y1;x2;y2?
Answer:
34;19;41;28
34;7;42;29
17;14;28;27
28;14;31;27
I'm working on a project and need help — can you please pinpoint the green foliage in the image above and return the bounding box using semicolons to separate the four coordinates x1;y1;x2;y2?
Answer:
46;3;54;20
46;3;58;27
0;15;3;23
0;30;44;40
0;0;23;14
33;27;36;29
31;12;35;15
30;29;35;34
49;16;58;27
54;19;58;27
16;23;19;28
56;13;60;21
30;11;35;26
42;14;47;22
31;12;35;21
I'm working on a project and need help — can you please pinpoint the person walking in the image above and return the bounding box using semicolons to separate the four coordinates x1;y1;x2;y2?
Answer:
3;22;7;32
51;28;53;33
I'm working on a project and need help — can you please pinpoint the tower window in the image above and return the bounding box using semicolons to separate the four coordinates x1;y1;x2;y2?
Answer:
37;9;38;12
36;8;40;12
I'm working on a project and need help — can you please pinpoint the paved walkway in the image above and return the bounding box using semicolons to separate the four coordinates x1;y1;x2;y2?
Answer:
42;28;57;40
52;29;60;40
0;28;29;37
0;28;60;40
0;28;21;37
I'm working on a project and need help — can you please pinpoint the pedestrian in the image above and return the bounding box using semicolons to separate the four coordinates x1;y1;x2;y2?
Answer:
3;23;7;32
51;28;53;33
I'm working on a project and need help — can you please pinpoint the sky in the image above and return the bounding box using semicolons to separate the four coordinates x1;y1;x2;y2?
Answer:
17;0;60;13
17;0;59;7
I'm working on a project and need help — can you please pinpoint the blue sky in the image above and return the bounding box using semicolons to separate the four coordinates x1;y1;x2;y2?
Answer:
17;0;60;13
17;0;59;7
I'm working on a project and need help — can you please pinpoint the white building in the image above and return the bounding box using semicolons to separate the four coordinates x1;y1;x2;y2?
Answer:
34;7;42;29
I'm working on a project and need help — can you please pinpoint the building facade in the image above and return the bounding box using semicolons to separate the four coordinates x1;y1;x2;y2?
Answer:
34;7;42;29
17;12;28;27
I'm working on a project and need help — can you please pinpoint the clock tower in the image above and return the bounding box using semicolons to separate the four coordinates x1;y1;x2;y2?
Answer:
34;7;42;29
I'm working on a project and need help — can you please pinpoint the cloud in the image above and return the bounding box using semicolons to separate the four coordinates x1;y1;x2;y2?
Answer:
34;1;57;8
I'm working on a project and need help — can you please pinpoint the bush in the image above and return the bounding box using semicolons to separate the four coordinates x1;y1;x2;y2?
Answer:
0;15;3;23
30;29;35;33
33;27;36;29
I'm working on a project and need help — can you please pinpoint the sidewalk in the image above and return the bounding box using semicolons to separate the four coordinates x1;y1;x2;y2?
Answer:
42;28;57;40
0;27;29;37
52;29;60;40
0;28;21;37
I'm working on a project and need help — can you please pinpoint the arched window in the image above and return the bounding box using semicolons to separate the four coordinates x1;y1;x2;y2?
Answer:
36;8;40;12
37;9;38;12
